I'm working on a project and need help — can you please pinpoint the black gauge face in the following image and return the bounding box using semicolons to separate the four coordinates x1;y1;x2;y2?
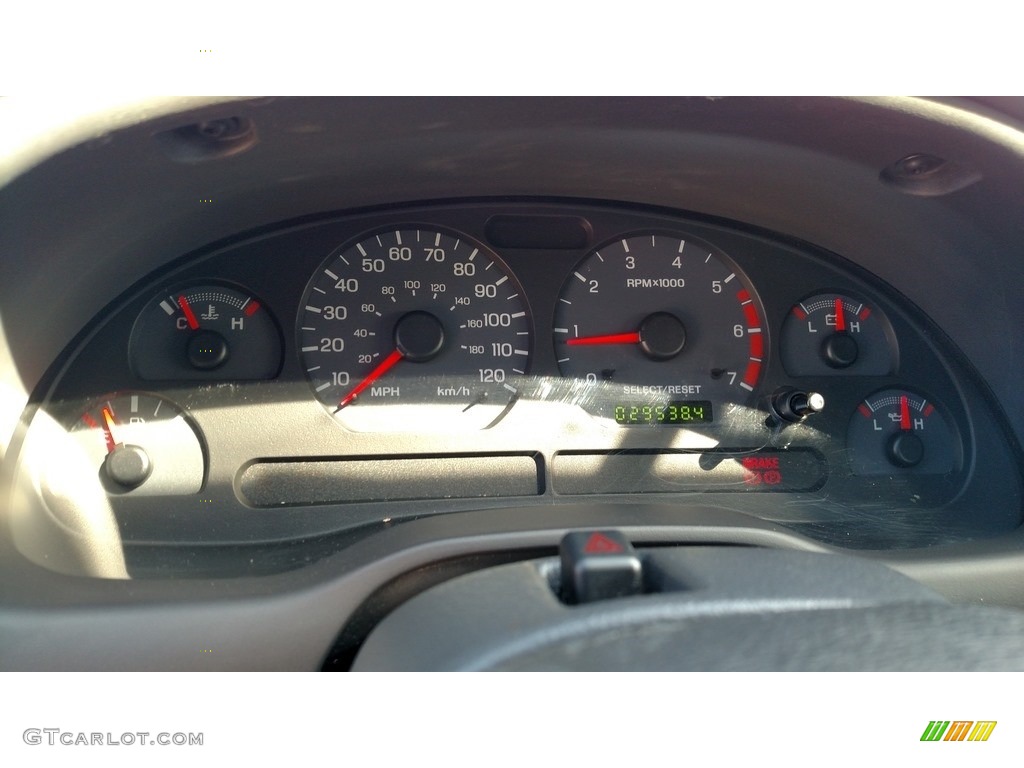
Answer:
130;285;282;380
298;227;532;431
846;389;959;475
780;293;896;376
553;233;765;425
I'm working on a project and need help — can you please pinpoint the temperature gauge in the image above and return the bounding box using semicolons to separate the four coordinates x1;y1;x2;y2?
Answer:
780;293;896;376
846;389;959;475
130;284;282;380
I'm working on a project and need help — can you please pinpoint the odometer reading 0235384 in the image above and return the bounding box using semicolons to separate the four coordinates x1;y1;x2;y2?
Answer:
298;228;532;432
554;233;765;425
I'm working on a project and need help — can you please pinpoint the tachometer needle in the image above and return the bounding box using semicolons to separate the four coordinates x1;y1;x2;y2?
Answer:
834;297;846;332
100;406;119;453
177;295;200;330
337;348;404;410
899;395;911;431
566;331;641;346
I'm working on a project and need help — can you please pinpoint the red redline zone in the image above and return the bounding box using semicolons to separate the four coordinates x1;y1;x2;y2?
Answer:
738;289;762;387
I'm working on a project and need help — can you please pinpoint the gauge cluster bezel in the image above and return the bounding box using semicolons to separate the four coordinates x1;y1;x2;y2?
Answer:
9;199;1024;569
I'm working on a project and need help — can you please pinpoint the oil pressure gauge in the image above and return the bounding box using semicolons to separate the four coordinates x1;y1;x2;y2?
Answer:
846;389;959;475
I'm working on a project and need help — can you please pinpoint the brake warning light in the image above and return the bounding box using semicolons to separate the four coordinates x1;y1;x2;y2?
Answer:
741;456;783;485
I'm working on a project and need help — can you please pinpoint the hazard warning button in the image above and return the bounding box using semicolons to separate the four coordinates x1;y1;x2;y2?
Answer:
559;530;643;604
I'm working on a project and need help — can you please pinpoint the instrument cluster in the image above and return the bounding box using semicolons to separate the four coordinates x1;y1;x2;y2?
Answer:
14;200;1023;557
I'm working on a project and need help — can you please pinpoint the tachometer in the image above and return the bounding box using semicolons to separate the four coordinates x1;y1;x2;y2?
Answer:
298;227;532;431
553;232;765;425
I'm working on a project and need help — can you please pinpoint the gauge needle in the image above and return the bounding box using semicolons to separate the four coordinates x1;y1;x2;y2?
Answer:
566;331;641;346
100;406;119;453
177;295;200;330
337;348;404;410
834;297;846;332
899;395;912;430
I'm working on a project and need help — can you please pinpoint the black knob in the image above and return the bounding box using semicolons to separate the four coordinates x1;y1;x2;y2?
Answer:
887;432;924;468
821;332;859;368
639;312;686;361
187;330;229;370
771;388;825;423
104;444;152;488
394;311;445;362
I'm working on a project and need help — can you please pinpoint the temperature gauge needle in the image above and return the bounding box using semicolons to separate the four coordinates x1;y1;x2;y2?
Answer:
566;331;641;346
100;406;119;453
177;295;200;330
899;394;912;430
337;348;404;410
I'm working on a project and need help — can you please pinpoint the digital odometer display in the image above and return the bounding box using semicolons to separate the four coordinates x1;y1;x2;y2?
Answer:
614;400;713;425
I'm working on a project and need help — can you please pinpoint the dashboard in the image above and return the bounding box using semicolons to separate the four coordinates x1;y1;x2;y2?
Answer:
4;96;1024;670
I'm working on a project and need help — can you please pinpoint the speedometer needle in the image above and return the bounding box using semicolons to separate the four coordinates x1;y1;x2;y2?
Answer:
566;331;641;346
337;348;404;410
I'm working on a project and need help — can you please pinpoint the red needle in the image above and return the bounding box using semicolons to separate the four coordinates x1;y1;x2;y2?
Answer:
834;297;846;332
899;395;911;431
100;406;118;453
566;331;641;346
177;295;200;330
337;349;404;410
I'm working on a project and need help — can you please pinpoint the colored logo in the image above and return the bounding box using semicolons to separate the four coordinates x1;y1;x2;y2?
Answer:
920;721;997;742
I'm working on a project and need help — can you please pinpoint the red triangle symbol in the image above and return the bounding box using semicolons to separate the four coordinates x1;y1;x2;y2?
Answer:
583;532;623;554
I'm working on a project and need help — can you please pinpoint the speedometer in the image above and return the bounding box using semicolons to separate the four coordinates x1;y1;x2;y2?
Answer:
554;232;765;425
298;227;532;432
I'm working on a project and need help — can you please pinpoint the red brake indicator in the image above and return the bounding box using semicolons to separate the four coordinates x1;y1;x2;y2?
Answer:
834;297;846;332
338;348;404;410
177;295;200;330
899;395;911;431
566;332;641;346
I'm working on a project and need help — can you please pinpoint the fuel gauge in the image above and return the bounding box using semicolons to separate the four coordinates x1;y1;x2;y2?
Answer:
130;284;282;380
846;389;959;475
780;293;896;376
72;392;205;495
